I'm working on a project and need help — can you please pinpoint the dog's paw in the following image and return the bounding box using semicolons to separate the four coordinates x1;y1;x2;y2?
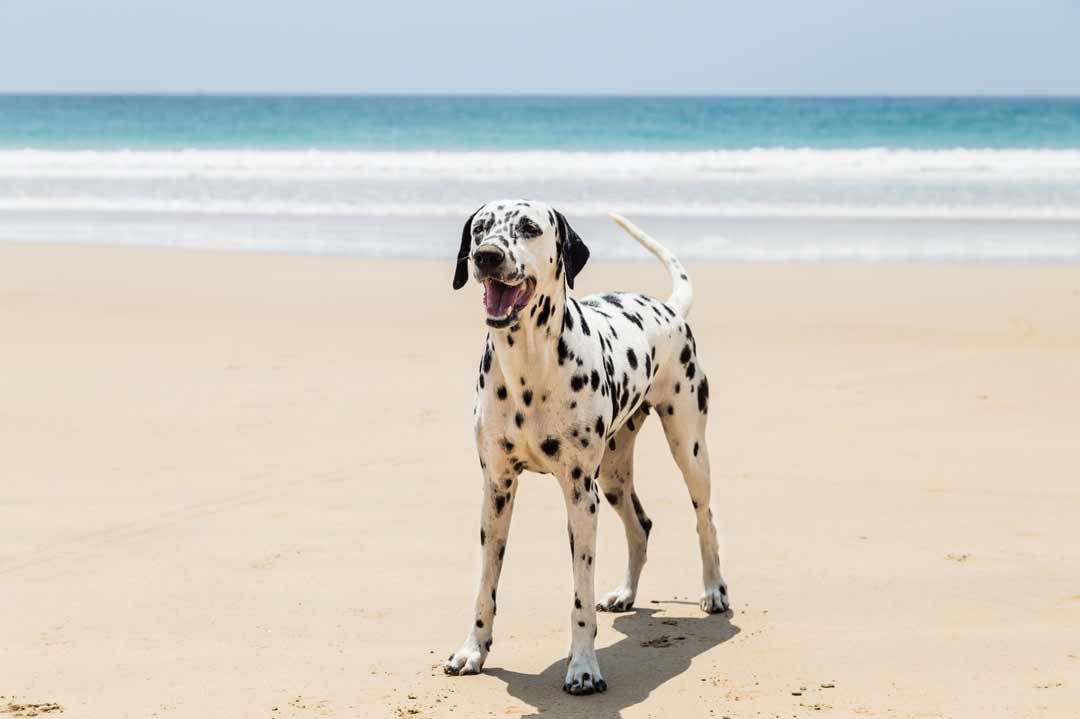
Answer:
700;580;730;614
443;640;487;676
562;652;607;696
596;586;636;613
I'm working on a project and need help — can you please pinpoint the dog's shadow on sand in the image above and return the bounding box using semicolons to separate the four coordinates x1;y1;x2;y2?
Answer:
487;606;740;719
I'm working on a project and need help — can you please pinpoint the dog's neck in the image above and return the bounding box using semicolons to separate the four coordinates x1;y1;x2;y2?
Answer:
488;283;568;387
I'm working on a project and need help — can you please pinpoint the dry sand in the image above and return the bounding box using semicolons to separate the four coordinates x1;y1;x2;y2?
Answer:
2;243;1078;718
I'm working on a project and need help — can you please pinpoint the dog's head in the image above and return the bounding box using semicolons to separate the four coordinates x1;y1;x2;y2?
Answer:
452;200;589;328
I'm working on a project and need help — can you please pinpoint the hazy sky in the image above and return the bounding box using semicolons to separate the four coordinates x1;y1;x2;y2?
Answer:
2;0;1078;94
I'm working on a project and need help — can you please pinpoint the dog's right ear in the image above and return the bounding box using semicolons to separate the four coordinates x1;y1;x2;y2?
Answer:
453;207;483;290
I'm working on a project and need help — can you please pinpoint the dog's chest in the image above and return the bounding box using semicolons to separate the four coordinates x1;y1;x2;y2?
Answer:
481;383;605;475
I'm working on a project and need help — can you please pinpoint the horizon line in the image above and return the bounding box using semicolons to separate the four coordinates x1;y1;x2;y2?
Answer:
1;92;1079;100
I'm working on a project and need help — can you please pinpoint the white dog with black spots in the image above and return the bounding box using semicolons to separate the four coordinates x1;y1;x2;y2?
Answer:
443;200;729;695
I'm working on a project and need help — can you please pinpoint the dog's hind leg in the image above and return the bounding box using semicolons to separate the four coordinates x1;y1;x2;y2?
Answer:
444;461;518;676
595;405;653;613
657;371;729;614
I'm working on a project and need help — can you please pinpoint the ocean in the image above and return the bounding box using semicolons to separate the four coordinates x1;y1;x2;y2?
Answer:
2;95;1079;261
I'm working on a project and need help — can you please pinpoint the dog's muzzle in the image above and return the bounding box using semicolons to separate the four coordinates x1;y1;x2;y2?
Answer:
472;246;506;275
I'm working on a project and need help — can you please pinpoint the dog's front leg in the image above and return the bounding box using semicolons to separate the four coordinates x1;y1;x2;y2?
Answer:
559;469;607;695
444;465;517;676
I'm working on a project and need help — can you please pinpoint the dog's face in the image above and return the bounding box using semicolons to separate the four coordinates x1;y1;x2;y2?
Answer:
452;200;589;329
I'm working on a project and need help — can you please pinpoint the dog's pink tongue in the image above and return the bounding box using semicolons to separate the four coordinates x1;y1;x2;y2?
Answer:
484;281;521;317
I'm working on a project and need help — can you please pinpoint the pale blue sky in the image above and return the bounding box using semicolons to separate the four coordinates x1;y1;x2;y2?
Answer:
2;0;1078;94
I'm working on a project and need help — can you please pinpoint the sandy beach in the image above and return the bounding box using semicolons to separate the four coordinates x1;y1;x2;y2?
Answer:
2;243;1078;718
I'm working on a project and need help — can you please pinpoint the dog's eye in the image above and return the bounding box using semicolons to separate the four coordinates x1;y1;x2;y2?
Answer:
472;217;492;237
519;218;541;238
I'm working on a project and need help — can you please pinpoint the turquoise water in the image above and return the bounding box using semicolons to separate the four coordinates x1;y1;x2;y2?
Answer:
3;95;1080;149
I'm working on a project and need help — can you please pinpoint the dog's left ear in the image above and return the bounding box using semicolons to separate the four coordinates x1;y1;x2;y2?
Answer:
555;210;590;290
453;207;483;290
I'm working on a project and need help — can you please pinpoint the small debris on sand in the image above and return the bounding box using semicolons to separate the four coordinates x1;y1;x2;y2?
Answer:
800;702;832;711
1;703;63;718
640;634;686;648
946;553;971;562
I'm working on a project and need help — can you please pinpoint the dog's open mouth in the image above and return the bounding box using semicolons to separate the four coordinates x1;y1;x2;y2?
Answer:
483;277;535;325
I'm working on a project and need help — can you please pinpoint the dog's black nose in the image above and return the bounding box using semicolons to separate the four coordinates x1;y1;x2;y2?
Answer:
472;246;505;271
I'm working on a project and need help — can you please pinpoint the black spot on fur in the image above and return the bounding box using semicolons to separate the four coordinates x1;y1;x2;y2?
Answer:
476;619;484;628
680;345;692;364
693;442;700;456
571;466;582;480
515;412;524;428
536;295;552;327
626;348;637;369
590;370;600;391
631;492;652;537
698;377;710;413
497;386;507;400
595;417;605;436
523;389;533;406
557;337;571;365
480;528;486;545
541;437;560;456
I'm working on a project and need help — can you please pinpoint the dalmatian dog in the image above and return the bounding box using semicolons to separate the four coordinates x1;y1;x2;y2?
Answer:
443;200;728;695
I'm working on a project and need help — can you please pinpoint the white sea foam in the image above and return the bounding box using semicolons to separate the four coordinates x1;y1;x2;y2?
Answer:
3;197;1080;221
1;148;1079;181
1;149;1078;260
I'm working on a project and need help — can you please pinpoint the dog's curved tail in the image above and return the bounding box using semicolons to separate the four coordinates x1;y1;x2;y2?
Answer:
609;213;693;318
